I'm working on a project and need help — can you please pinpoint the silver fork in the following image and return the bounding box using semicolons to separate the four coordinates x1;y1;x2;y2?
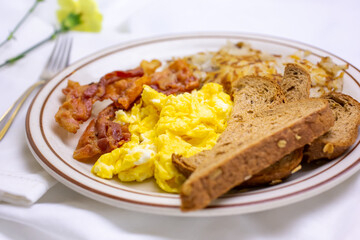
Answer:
0;34;72;140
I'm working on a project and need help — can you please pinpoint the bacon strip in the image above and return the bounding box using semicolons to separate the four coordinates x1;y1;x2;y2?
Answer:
73;103;131;161
149;59;200;95
56;59;200;161
55;81;98;134
101;74;150;109
55;68;144;133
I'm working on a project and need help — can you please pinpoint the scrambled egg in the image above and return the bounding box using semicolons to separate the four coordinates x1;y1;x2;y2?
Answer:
92;83;233;193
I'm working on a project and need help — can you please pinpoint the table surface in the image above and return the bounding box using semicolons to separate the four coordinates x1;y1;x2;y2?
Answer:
0;0;359;239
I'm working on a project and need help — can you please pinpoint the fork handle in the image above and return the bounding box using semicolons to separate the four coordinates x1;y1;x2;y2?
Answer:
0;80;45;140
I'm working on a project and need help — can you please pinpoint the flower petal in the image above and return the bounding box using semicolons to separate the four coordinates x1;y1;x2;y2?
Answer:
57;0;102;32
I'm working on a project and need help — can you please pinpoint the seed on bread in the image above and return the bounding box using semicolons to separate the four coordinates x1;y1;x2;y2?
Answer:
209;168;223;179
241;149;303;187
277;140;287;148
179;99;334;211
323;143;334;154
304;92;360;162
269;179;282;185
244;175;252;181
291;164;302;174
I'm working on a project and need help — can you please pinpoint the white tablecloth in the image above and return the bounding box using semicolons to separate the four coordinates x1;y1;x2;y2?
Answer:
0;0;359;239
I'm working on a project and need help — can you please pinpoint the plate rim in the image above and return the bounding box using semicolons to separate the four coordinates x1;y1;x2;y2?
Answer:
26;32;360;216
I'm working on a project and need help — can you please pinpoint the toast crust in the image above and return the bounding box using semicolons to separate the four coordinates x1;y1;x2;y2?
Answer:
179;99;334;211
280;63;311;102
240;148;303;187
304;92;360;161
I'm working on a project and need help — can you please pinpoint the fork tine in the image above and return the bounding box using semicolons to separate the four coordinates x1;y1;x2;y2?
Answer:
64;36;72;68
53;35;72;71
43;35;63;72
40;34;72;80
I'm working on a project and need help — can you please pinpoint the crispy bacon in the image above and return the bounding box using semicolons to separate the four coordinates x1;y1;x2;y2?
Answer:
55;67;145;133
95;67;144;100
73;104;131;161
149;59;200;95
55;81;98;133
101;75;150;109
56;59;200;161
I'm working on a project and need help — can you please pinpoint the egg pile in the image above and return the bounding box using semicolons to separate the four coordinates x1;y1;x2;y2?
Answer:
92;83;232;193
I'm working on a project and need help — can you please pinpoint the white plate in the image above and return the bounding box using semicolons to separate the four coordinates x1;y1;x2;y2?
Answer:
26;33;360;216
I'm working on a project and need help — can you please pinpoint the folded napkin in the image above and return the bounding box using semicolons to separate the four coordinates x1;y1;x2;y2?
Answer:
0;0;139;205
0;104;57;206
0;1;58;206
0;172;56;206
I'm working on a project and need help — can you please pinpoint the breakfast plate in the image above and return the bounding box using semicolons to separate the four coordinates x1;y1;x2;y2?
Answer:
26;33;360;216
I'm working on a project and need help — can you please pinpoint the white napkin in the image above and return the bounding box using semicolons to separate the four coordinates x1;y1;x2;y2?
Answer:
0;1;59;206
0;0;139;206
0;172;55;206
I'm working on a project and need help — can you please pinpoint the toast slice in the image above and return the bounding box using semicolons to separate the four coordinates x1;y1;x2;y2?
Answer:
173;76;286;177
243;63;311;186
304;92;360;161
173;65;311;185
280;63;311;102
241;148;303;187
177;98;334;211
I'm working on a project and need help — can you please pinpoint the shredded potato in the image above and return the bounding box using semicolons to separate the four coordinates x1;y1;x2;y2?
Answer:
186;41;348;97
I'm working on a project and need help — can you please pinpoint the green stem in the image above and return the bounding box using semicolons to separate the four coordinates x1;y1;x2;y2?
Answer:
0;29;63;68
0;0;44;48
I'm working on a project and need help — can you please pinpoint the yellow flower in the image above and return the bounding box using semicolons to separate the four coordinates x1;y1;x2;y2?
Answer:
57;0;102;32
